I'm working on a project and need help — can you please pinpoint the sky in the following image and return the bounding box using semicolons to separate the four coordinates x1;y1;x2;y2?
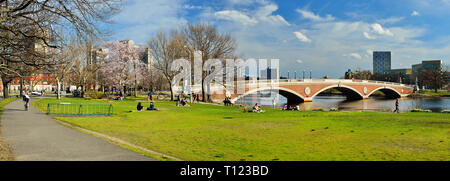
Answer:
106;0;450;78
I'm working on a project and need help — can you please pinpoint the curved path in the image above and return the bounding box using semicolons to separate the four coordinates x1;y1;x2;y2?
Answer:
1;99;155;161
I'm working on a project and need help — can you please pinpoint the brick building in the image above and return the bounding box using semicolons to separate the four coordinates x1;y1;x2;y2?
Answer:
8;72;57;93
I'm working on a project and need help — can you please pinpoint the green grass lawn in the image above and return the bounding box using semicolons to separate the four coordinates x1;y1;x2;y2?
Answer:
34;97;450;161
0;98;19;161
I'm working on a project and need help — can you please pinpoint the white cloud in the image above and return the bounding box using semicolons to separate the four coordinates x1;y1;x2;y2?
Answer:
294;31;311;43
296;9;335;21
296;60;303;64
411;11;420;16
344;53;362;60
214;3;290;26
255;4;290;26
215;10;258;26
363;32;376;39
378;17;404;24
226;0;258;6
371;23;394;36
350;53;362;60
183;5;203;10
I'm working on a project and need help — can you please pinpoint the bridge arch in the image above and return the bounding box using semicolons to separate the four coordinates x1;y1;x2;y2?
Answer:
367;87;401;98
231;87;305;105
310;85;364;100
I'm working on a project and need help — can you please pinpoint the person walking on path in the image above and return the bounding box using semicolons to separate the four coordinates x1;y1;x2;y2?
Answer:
147;91;153;101
393;99;400;113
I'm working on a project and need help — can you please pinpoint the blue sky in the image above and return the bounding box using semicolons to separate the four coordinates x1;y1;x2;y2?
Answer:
107;0;450;78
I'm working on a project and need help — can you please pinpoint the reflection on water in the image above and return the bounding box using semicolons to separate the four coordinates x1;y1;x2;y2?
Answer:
235;92;450;113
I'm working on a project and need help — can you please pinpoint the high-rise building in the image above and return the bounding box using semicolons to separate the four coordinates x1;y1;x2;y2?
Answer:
373;51;391;74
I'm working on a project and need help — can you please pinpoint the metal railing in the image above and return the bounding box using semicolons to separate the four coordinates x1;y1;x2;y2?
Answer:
47;103;113;116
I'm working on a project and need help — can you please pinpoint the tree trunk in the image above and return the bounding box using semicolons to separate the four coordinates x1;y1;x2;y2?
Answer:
80;85;85;98
169;85;174;101
56;79;61;99
19;78;24;97
123;85;127;98
134;79;138;97
2;81;9;98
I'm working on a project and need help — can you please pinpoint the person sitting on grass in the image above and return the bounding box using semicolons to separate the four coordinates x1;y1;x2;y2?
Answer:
180;98;190;107
114;95;123;101
252;103;264;113
223;97;232;106
137;102;144;111
282;104;288;110
294;105;301;111
147;102;158;111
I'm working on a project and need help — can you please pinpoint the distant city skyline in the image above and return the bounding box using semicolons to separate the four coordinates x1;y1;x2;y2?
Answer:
105;0;450;78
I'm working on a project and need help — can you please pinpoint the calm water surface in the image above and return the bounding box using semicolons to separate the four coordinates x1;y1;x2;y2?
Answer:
236;92;450;113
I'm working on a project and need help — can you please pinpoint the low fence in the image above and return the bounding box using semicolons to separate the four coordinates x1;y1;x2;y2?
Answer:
47;103;113;116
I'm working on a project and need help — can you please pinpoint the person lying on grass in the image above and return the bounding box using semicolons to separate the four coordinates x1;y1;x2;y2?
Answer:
147;102;158;111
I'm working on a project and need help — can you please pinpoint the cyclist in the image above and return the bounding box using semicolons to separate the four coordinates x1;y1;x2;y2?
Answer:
23;94;30;111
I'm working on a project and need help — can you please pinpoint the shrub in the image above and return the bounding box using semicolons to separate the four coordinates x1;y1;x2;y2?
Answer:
329;108;339;112
441;110;450;113
411;109;432;113
87;91;106;99
312;108;324;111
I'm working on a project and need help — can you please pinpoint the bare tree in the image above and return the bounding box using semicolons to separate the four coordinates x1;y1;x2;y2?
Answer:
419;65;448;93
148;30;188;101
184;23;237;102
0;0;121;98
353;70;373;80
49;40;79;99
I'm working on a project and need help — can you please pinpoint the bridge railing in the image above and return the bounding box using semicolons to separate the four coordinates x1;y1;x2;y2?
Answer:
186;79;414;92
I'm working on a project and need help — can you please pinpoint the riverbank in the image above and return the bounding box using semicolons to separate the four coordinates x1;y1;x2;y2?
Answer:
33;97;449;161
0;98;19;161
409;90;450;98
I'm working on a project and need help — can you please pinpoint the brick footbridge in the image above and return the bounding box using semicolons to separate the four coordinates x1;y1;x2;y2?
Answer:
208;79;413;105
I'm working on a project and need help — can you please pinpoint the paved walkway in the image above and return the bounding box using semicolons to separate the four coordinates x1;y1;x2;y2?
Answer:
1;99;155;161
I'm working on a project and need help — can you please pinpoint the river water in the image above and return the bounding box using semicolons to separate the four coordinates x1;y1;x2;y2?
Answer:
235;92;450;113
